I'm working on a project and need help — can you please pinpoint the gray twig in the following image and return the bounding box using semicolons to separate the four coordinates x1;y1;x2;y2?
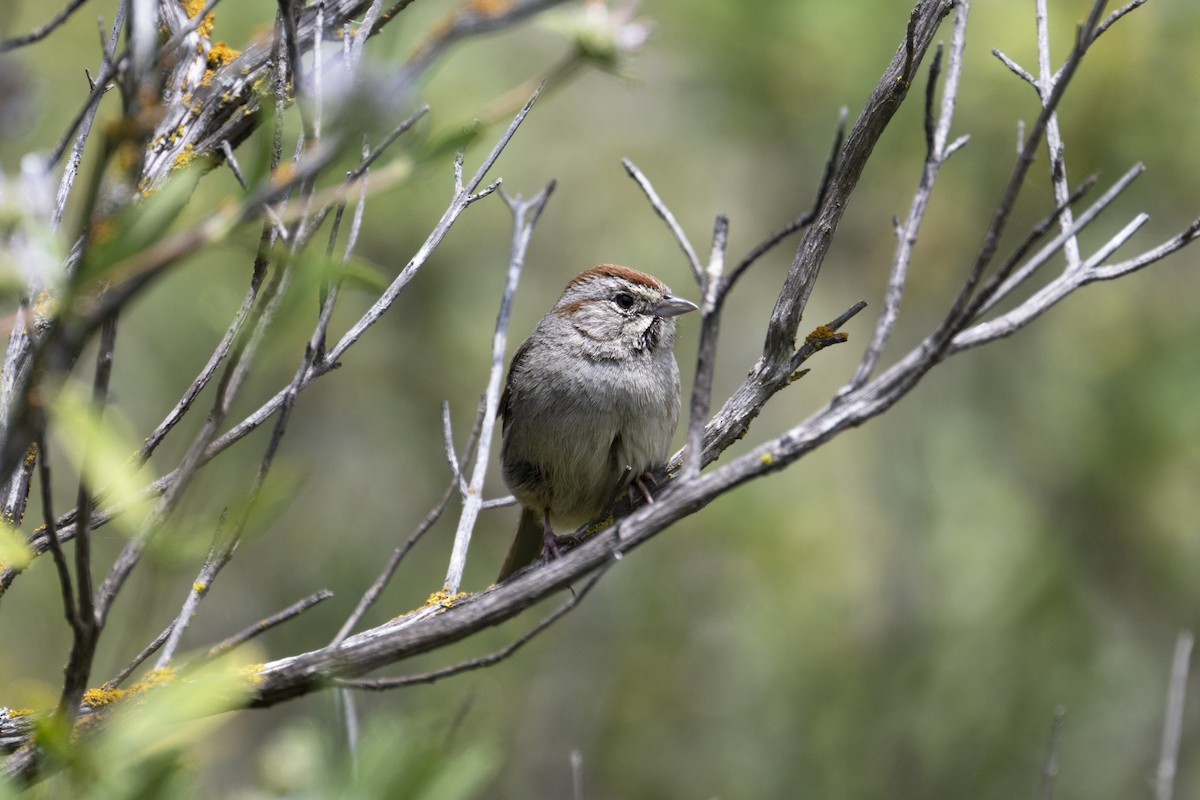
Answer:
444;179;557;594
205;590;335;660
1039;706;1066;800
1154;631;1193;800
329;482;457;649
845;0;968;394
621;158;703;284
0;0;91;53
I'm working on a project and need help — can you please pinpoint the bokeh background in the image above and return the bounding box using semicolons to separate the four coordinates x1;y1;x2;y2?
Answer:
1;0;1198;797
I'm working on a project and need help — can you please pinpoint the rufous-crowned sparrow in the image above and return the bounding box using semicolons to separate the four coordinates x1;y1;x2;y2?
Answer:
497;264;697;580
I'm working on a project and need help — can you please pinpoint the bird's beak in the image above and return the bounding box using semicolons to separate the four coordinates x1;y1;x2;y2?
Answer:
653;294;699;318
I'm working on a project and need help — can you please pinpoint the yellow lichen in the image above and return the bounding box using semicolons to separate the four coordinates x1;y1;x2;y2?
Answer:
82;687;128;708
207;41;239;68
193;580;207;593
32;289;57;318
179;0;215;39
4;708;34;717
584;510;615;537
172;144;196;170
131;667;176;692
424;588;467;608
760;452;773;466
240;664;266;685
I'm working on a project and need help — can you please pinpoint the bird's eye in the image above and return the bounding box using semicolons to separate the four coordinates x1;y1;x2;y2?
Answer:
613;292;635;310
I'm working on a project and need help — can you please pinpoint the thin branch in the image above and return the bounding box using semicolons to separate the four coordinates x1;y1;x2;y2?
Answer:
973;167;1117;317
57;312;118;718
204;590;335;660
1087;217;1200;282
51;5;126;225
928;0;1107;351
135;274;264;464
441;402;467;494
158;0;224;57
621;158;703;284
725;106;847;294
1094;0;1147;41
1039;706;1066;800
154;514;235;669
35;437;81;648
443;179;556;594
103;625;171;690
991;48;1037;89
844;0;968;394
0;0;91;53
1155;631;1193;800
92;257;292;628
328;83;544;364
334;563;609;690
683;215;729;480
329;482;457;649
1034;0;1082;268
761;0;953;373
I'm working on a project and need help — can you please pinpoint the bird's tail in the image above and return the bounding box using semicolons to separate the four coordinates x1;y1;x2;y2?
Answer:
497;506;544;582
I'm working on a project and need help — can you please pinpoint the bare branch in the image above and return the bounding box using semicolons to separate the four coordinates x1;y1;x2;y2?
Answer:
763;0;953;371
444;179;556;594
1155;631;1193;800
154;516;235;670
0;0;91;53
725;107;847;294
334;564;609;690
621;158;704;284
991;48;1037;89
1094;0;1148;40
683;215;729;480
1039;706;1066;800
35;437;80;654
441;402;468;494
204;590;335;660
844;0;968;393
329;483;456;649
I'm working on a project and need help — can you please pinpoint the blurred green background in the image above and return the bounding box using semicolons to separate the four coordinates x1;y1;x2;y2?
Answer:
2;0;1198;797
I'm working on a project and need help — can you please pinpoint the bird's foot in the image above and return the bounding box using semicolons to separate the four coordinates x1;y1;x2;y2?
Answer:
541;530;582;561
629;471;659;505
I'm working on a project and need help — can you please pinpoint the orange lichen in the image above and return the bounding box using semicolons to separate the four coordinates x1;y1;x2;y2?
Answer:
804;325;835;343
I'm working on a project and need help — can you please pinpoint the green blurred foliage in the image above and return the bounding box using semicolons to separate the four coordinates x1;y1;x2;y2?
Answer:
0;0;1198;798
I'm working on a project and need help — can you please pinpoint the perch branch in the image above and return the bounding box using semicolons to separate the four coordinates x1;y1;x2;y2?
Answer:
335;563;609;690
